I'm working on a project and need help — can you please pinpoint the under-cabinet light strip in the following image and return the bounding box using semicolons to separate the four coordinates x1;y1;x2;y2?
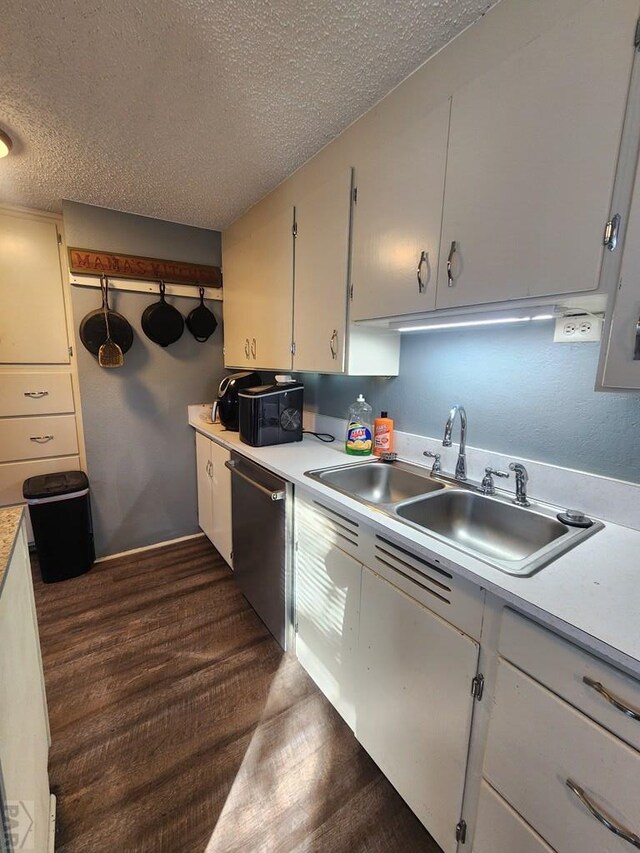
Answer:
399;314;555;332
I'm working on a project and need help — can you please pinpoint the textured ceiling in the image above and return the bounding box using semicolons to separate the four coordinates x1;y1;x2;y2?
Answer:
1;0;493;230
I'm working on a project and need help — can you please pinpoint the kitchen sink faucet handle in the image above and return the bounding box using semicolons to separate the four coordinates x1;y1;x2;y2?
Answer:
480;467;509;496
423;450;442;475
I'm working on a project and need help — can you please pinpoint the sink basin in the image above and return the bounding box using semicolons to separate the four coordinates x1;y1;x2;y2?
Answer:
307;461;444;505
395;490;568;562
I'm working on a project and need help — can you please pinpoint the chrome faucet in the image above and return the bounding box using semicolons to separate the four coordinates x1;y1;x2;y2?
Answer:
443;405;467;481
509;462;530;507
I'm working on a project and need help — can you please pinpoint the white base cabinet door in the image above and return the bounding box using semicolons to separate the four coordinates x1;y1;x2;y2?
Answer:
295;536;362;731
357;565;479;853
195;433;232;567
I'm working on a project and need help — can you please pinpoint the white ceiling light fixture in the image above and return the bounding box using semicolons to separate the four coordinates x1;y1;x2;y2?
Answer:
0;129;13;158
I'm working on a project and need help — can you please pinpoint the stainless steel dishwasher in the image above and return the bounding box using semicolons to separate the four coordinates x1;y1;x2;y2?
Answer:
225;452;293;650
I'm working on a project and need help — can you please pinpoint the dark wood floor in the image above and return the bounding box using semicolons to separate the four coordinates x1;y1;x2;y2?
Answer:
32;536;441;852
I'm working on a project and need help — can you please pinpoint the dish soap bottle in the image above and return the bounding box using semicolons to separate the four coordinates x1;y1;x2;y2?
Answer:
374;411;394;457
345;394;373;456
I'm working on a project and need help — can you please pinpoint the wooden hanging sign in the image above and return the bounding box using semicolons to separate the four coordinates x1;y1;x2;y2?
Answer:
67;247;222;287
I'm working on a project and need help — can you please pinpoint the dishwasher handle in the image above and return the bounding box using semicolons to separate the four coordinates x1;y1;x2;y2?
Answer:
225;459;285;501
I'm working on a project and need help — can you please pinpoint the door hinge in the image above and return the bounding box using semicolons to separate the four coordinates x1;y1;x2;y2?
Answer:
349;282;354;301
352;186;358;204
290;341;296;355
635;16;640;50
603;214;621;251
68;345;73;358
471;673;485;701
57;230;63;245
294;621;299;634
292;221;298;238
455;820;467;844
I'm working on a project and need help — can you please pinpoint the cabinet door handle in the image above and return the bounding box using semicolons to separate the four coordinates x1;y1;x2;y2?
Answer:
447;241;458;287
417;250;429;293
566;780;640;849
24;391;49;399
329;329;338;359
633;318;640;361
583;676;640;721
30;435;54;443
251;338;257;360
244;338;250;358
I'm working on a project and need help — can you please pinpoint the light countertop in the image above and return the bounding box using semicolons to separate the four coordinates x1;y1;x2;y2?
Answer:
0;506;24;590
189;405;640;678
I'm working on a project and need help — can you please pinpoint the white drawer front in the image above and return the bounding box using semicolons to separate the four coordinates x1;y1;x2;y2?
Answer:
473;781;553;853
500;608;640;752
485;659;640;853
0;372;74;417
0;456;82;506
0;416;78;463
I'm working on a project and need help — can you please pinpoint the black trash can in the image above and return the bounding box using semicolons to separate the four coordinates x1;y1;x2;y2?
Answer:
23;471;95;583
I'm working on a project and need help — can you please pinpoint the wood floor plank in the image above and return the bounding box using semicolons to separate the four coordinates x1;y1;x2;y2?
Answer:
32;536;442;852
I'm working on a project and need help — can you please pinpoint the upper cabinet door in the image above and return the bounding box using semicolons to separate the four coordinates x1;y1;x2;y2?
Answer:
436;0;638;310
223;196;294;371
0;213;70;364
350;98;451;321
292;167;352;373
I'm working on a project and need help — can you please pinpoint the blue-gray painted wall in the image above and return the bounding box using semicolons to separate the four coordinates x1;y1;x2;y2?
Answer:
64;201;225;557
305;322;640;483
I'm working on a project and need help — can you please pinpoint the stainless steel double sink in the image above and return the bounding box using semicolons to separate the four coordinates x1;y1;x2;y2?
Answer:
305;459;603;576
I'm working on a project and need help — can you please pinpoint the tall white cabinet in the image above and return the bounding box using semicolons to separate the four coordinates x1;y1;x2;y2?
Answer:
0;208;85;522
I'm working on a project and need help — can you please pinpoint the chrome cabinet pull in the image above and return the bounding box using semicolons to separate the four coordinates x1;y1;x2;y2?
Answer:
30;435;54;443
225;460;285;501
251;338;257;359
244;338;250;358
583;676;640;721
329;329;338;359
24;391;49;399
417;250;429;293
447;241;458;287
566;780;640;848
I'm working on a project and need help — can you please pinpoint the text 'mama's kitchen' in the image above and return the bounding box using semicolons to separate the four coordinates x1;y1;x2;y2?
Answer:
2;1;640;851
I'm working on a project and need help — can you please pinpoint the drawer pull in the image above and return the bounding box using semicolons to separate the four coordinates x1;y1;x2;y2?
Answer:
566;780;640;849
24;391;49;399
583;676;640;721
30;435;54;443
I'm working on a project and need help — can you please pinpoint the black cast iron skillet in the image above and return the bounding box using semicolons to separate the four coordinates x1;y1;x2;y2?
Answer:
186;287;218;342
141;281;184;347
79;276;134;356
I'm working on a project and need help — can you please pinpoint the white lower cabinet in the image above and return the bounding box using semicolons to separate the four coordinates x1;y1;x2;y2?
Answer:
484;658;640;853
195;433;232;567
357;565;479;853
473;781;553;853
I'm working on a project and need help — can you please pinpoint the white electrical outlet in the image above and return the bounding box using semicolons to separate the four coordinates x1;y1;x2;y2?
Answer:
554;316;603;343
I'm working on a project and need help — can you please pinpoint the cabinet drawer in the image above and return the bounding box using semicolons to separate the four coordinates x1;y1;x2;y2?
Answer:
0;456;82;506
0;372;74;417
484;659;640;853
499;608;640;751
473;781;553;853
0;416;78;463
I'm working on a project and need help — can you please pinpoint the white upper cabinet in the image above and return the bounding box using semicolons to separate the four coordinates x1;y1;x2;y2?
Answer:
223;193;294;371
0;212;70;364
292;167;352;373
351;98;450;321
436;0;637;310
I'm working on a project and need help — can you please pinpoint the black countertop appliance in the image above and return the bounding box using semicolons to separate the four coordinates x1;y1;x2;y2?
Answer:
238;377;304;447
214;371;261;431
